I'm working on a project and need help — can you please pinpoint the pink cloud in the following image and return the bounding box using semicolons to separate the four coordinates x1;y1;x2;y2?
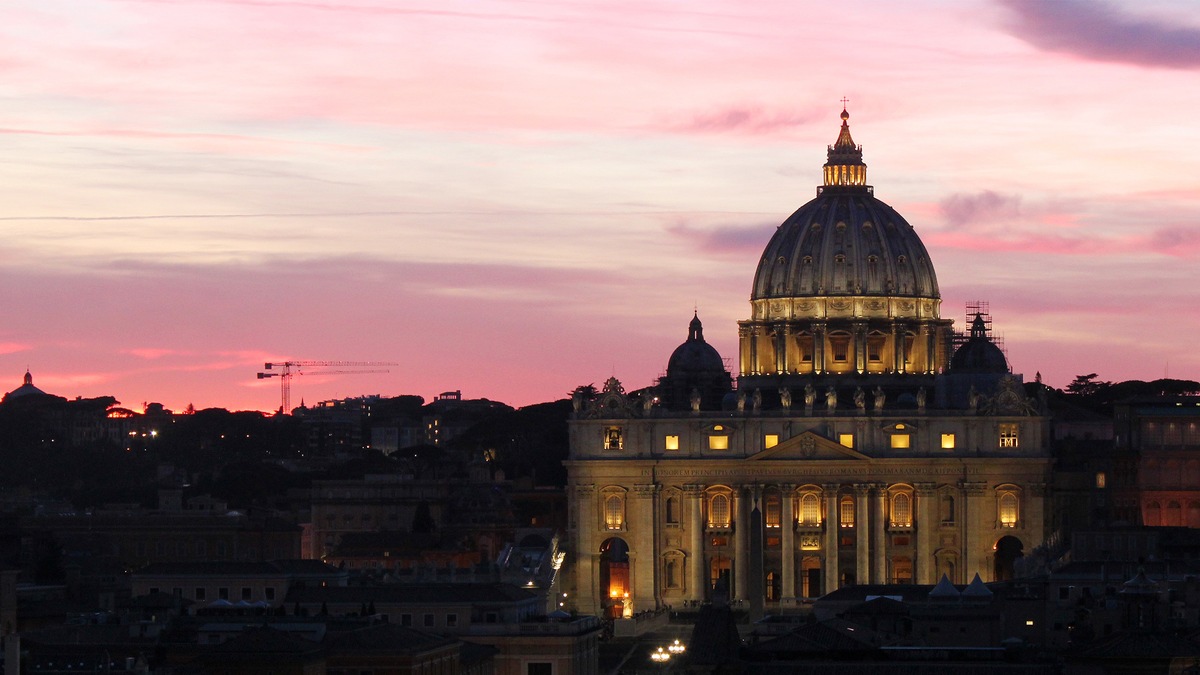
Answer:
667;106;822;135
0;342;31;355
939;190;1023;228
1000;0;1200;69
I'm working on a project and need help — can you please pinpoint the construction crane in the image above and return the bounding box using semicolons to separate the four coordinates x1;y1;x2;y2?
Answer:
256;361;395;414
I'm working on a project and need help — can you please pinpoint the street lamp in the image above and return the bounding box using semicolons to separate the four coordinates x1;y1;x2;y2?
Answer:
668;639;686;655
650;646;670;664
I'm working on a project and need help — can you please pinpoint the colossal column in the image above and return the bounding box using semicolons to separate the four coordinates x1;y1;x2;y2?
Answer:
871;484;887;583
823;484;841;594
914;482;936;584
631;483;659;610
960;481;987;583
733;487;748;601
573;484;598;614
780;484;795;603
685;484;706;603
854;484;871;585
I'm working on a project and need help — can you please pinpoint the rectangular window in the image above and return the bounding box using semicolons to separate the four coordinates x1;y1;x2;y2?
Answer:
839;433;854;448
265;587;276;601
446;613;458;627
400;614;412;626
764;434;779;449
605;427;623;450
218;587;229;600
708;435;729;450
195;588;206;601
241;587;252;601
830;336;849;362
941;433;956;449
839;497;855;527
424;614;435;627
999;423;1020;448
1096;472;1107;489
890;434;911;449
664;435;680;451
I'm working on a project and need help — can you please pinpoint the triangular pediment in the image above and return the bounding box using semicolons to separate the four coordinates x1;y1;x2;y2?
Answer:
750;430;870;461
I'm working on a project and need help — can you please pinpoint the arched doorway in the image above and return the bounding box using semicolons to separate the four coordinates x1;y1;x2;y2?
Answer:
599;538;630;619
994;536;1024;581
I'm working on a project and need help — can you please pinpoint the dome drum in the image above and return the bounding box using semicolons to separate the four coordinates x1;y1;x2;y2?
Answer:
751;296;944;322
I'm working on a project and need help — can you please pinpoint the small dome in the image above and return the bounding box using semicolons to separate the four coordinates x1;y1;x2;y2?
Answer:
950;314;1008;374
657;313;732;411
667;313;726;377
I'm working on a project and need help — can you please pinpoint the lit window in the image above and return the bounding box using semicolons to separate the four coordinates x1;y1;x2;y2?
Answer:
664;435;680;451
999;492;1018;527
764;434;779;449
800;493;820;525
830;335;850;362
765;494;781;528
941;433;956;449
708;435;729;450
839;496;855;527
605;427;623;450
604;495;623;530
709;494;731;528
892;493;912;528
999;423;1019;448
1025;619;1034;627
839;433;854;448
890;434;910;449
1095;472;1106;489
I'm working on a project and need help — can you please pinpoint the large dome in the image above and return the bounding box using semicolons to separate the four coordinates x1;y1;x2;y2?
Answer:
752;193;939;301
737;108;953;385
752;109;939;303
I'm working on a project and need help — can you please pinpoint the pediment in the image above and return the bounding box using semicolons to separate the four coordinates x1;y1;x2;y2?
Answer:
750;430;870;461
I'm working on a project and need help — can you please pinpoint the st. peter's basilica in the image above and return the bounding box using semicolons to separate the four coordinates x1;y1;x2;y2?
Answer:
564;108;1050;618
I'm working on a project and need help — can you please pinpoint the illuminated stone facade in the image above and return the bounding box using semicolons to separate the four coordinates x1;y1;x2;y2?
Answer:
564;109;1052;617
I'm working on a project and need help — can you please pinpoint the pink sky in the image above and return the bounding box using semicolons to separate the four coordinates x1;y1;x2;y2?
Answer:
3;0;1199;412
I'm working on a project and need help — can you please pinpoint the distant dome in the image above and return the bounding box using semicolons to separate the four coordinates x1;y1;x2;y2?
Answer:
950;314;1008;374
3;370;49;402
667;313;726;378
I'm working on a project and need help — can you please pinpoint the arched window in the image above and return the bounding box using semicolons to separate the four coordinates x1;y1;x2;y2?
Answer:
665;496;680;524
709;494;731;528
1167;501;1183;527
892;493;912;528
765;493;781;528
839;496;855;527
941;494;955;524
604;495;624;530
664;558;680;589
800;493;820;526
1146;501;1161;526
998;492;1018;527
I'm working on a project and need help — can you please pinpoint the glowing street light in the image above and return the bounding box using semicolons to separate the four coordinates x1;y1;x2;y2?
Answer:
668;639;686;655
650;647;670;664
